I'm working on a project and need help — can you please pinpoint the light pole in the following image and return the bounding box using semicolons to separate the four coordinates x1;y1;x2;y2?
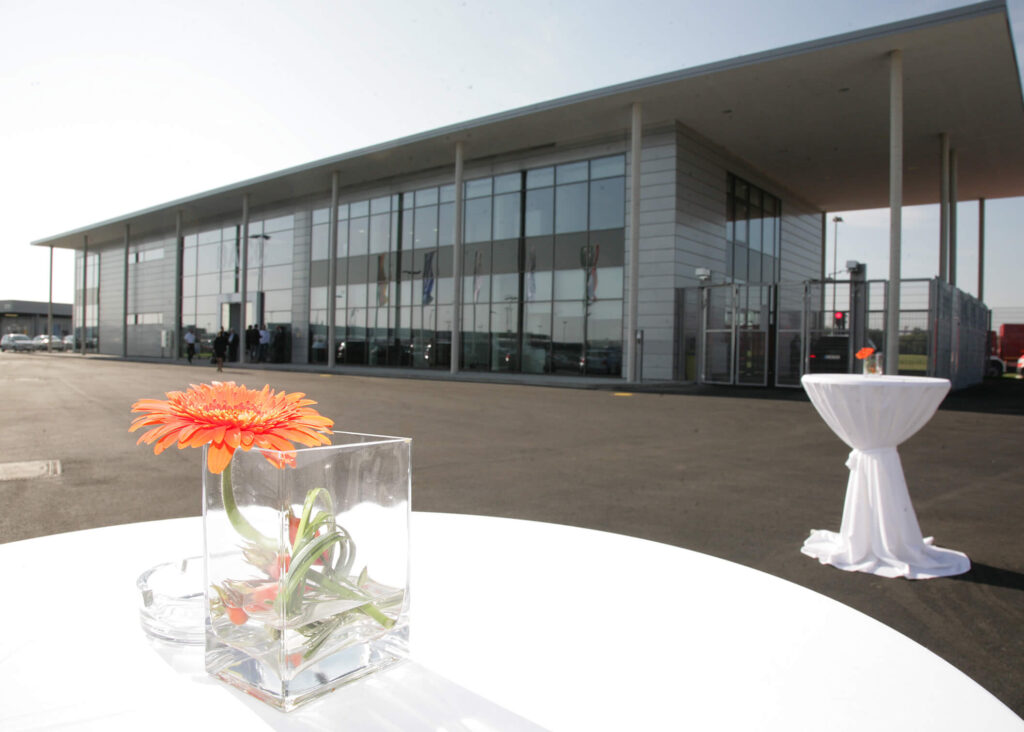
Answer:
832;215;844;326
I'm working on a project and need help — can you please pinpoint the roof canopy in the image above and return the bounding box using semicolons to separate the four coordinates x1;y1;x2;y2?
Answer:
36;1;1024;251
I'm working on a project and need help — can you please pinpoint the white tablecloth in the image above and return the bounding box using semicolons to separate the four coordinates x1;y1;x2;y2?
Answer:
801;373;970;579
3;514;1018;730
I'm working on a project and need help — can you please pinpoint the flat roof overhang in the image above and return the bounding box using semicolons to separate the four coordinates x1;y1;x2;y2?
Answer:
35;0;1024;252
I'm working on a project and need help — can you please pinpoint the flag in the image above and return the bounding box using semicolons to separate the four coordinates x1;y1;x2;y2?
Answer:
584;244;600;303
472;249;484;303
376;254;389;307
422;251;435;305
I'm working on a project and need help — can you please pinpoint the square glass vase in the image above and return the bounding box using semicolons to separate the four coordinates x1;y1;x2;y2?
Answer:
203;431;411;711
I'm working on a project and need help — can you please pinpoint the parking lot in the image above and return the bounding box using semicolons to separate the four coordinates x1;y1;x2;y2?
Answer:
1;350;1022;716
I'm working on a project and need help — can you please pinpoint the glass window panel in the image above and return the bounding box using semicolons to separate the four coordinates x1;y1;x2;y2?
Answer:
369;212;391;253
222;226;237;241
464;178;492;199
337;203;349;220
264;215;293;233
184;234;198;247
553;301;584;371
491;294;518;333
556;161;588;184
183;246;197;277
492;192;521;240
594;266;624;300
312;224;329;261
590;155;625;179
349;200;369;217
438;203;455;246
465;244;491;303
197;244;220;273
464;197;492;244
415;206;438;248
555;182;587;234
263;230;293;266
310;286;327;310
554;269;585;300
416;187;438;207
734;246;748;284
336;218;349;258
264;290;291;311
261;265;292;291
527;167;554;189
525;188;553;236
349;217;369;255
524;239;553;301
439;184;455;203
589;177;625;230
748;206;763;253
522;301;552;374
312;208;329;225
370;196;390;215
494;173;521;194
198;229;220;245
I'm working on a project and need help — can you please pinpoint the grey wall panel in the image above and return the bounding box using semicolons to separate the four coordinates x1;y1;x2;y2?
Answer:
97;247;124;355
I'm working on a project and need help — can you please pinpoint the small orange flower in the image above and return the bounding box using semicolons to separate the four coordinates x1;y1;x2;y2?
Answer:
130;381;333;474
855;347;876;360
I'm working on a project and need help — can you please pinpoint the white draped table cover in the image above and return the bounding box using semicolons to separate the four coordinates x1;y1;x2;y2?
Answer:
800;373;970;579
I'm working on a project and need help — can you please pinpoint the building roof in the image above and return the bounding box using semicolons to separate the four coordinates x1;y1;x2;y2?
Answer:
35;1;1024;252
1;300;73;316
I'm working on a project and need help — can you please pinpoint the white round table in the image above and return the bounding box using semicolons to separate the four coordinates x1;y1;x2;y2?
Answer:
1;513;1018;730
801;373;970;579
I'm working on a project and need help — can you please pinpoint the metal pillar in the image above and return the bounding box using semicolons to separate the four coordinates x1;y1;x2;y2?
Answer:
327;172;339;368
978;198;985;302
886;50;903;377
240;194;250;364
939;133;950;282
626;102;642;382
450;141;464;375
949;148;958;287
47;247;54;350
81;235;88;355
122;224;130;358
173;211;183;360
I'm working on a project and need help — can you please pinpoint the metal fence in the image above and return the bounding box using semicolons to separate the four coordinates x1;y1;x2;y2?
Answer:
676;277;988;389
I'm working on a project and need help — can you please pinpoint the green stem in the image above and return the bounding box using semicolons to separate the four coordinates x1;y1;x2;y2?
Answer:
305;573;395;629
221;462;276;551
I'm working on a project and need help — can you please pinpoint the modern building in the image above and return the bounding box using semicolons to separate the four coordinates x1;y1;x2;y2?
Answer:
0;300;72;339
33;1;1024;386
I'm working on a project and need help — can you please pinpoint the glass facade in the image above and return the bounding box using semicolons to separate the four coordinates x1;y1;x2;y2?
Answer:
308;153;626;375
726;174;781;285
74;251;99;350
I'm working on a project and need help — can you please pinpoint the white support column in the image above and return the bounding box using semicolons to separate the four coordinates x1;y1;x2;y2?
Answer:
327;172;340;368
173;211;183;360
450;141;464;375
886;50;903;377
81;235;88;355
978;198;985;302
240;194;250;364
122;223;130;358
939;133;950;282
626;102;642;382
949;148;958;287
47;247;53;350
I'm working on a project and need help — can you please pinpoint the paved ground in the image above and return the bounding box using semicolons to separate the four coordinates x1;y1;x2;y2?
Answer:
1;351;1021;717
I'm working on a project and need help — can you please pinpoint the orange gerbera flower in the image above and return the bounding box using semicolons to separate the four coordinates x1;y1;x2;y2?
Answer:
855;346;876;360
130;381;334;474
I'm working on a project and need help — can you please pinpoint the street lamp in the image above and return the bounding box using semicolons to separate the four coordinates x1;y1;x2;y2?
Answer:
831;216;844;326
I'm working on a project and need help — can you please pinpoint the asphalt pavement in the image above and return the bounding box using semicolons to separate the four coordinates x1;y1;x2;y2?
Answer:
1;351;1021;717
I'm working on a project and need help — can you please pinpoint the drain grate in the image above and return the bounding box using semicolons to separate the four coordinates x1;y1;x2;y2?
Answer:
0;460;63;481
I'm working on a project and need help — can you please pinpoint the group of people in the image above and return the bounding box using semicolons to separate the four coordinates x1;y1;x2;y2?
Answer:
184;324;287;371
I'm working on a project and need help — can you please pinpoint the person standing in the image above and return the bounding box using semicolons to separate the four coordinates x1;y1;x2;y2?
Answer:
213;329;228;373
246;325;258;361
258;324;270;363
184;328;196;364
227;329;238;362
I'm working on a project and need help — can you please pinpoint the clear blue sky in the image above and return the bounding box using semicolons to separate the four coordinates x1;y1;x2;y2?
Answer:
2;0;1021;313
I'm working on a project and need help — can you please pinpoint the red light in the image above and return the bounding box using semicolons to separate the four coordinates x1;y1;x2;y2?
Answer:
834;312;843;320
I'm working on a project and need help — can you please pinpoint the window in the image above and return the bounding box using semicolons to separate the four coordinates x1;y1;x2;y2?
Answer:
727;174;781;284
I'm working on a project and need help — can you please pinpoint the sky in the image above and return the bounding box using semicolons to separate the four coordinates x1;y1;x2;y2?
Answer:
2;0;1022;316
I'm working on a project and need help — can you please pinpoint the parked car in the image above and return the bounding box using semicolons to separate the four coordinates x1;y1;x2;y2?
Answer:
1;334;34;352
63;335;75;349
31;334;64;351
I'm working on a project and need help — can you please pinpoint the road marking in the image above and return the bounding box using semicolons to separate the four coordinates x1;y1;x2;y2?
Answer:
613;392;633;397
0;460;63;481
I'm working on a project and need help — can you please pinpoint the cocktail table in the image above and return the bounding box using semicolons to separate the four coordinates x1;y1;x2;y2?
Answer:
801;373;970;579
